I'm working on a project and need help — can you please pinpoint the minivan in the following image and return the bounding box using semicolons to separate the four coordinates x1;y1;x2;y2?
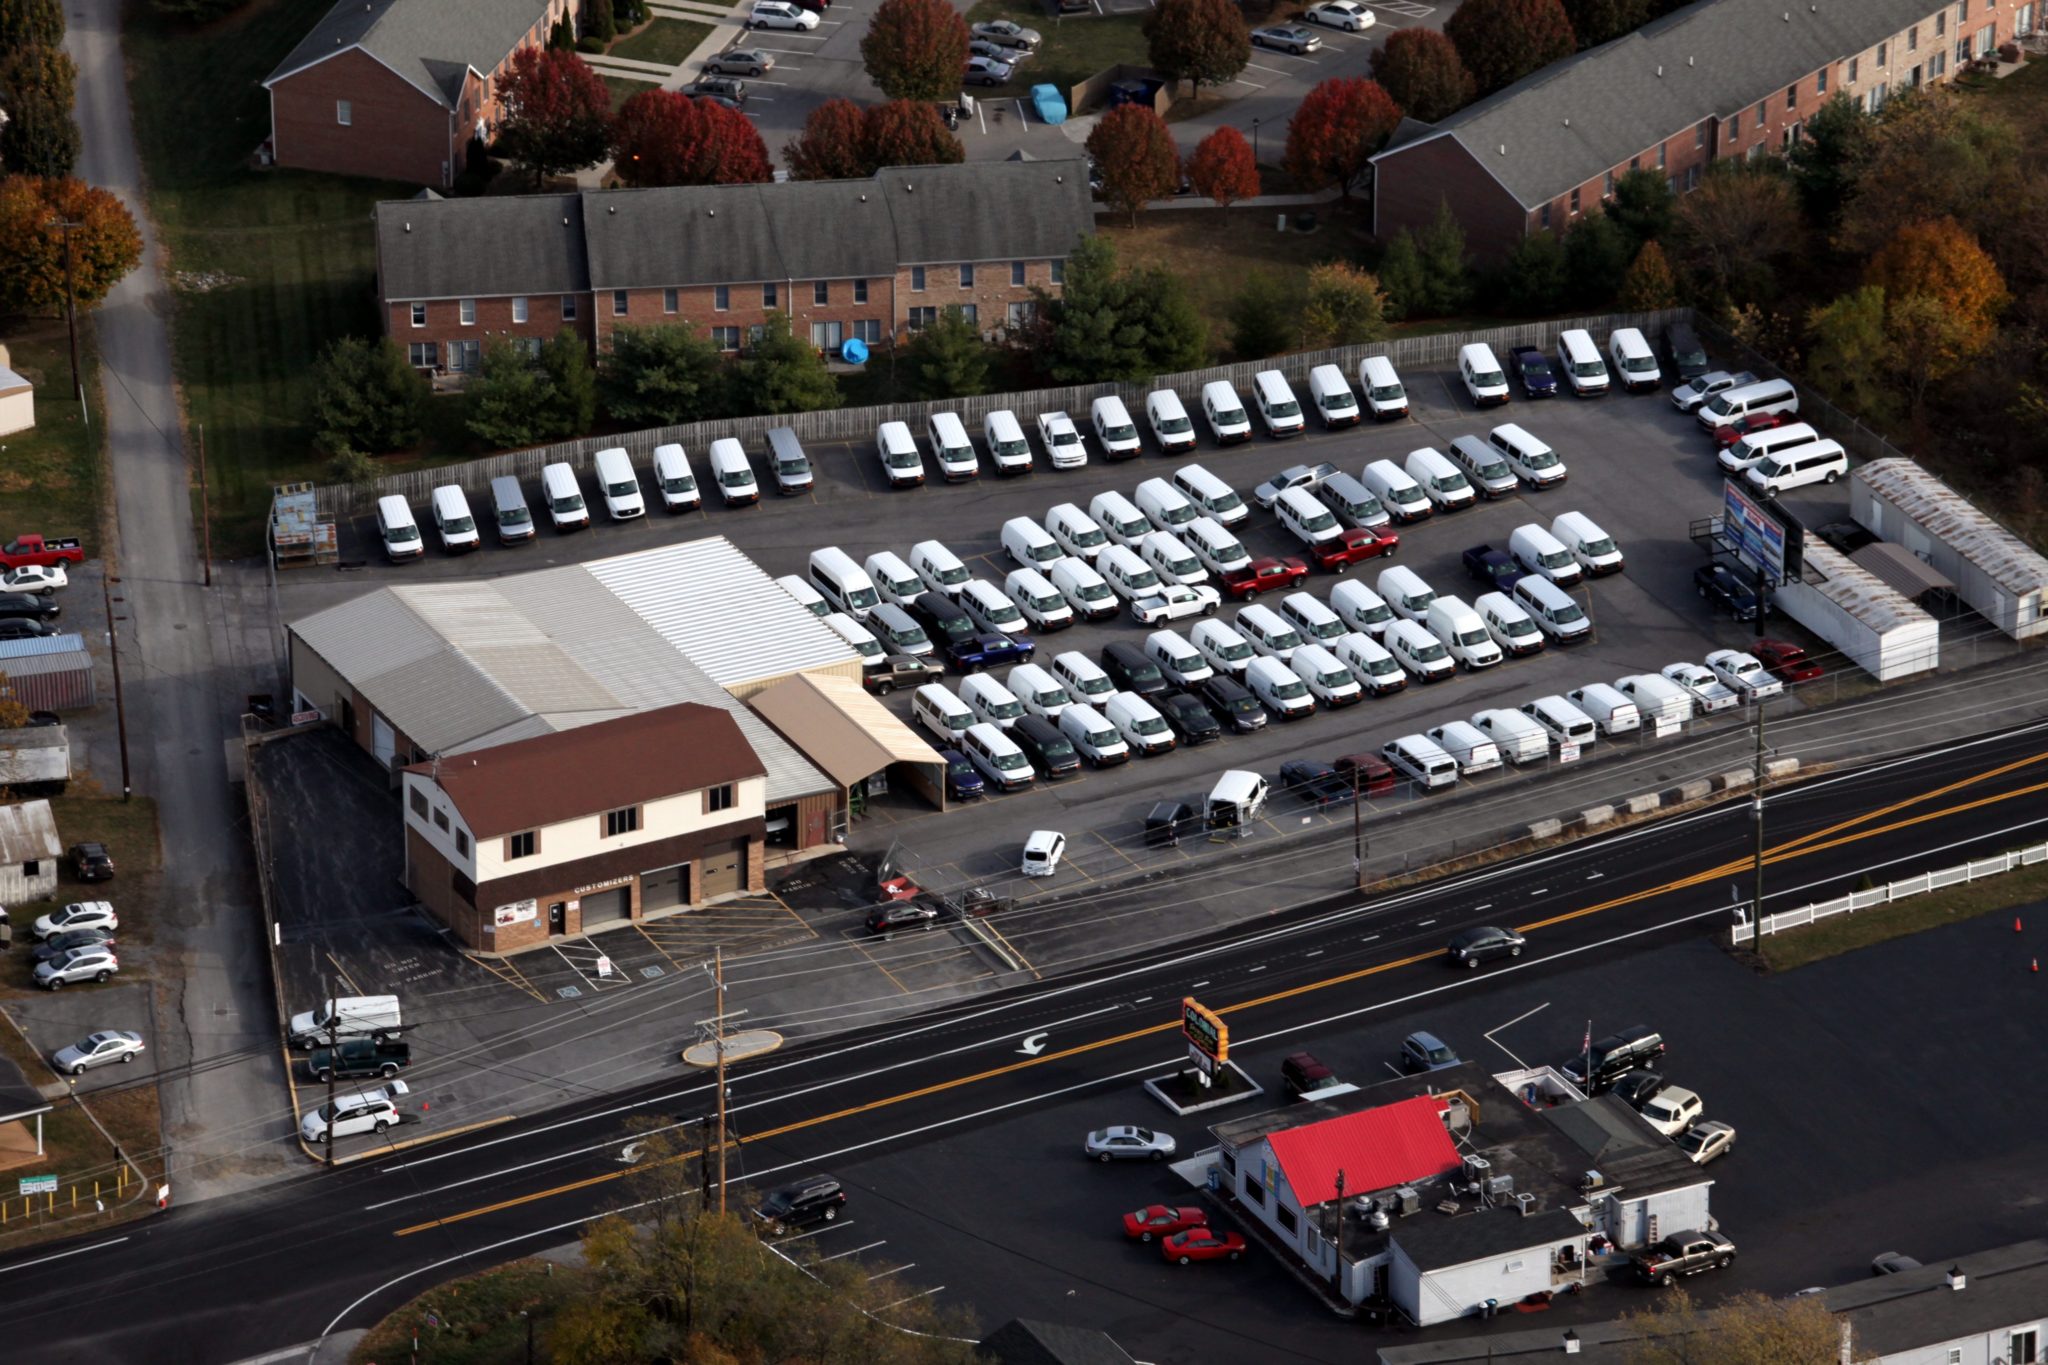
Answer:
1051;649;1117;706
1427;720;1502;774
1105;690;1175;755
1089;490;1153;549
983;409;1034;476
1697;376;1798;432
911;540;970;598
1291;643;1361;708
1145;390;1198;452
592;447;645;520
1385;618;1454;682
1509;523;1584;588
1183;516;1251;577
1556;329;1610;397
1190;618;1255;676
1135;477;1197;531
1049;557;1117;621
1059;703;1129;766
1245;655;1315;719
1382;734;1459;790
1252;369;1305;438
1334;631;1405;695
1145;629;1212;688
912;683;973;744
1007;662;1072;720
540;462;590;529
1426;595;1502;670
1307;364;1361;428
1512;575;1591;644
1278;591;1344;646
1404;447;1476;512
707;439;759;506
490;475;536;544
866;549;925;608
1470;707;1549;764
430;485;480;552
877;421;925;488
1718;421;1820;475
1319;471;1391;530
1569;682;1641;735
809;546;881;620
376;494;425;562
926;412;978;482
1201;381;1252;444
866;602;933;658
1003;516;1067;572
1446;435;1519;500
1474;590;1543;657
1359;355;1409;420
1608;327;1661;393
1362;459;1431;524
1005;567;1075;631
650;444;700;513
962;722;1033;792
1377;564;1437;623
959;579;1027;635
776;574;828;617
1236;603;1303;661
1458;343;1510;406
960;673;1025;729
1520;693;1597;747
1091;395;1143;461
1331;580;1394;638
1488;423;1568;488
1046;503;1109;563
1140;529;1206;586
1551;510;1624;576
1172;464;1249;528
1746;439;1847;496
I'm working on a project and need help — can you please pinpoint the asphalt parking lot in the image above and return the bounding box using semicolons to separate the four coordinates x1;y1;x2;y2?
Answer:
772;904;2048;1361
5;981;160;1096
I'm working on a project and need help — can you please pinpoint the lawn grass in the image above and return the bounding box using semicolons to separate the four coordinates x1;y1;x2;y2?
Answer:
124;1;413;552
607;75;661;115
1761;853;2048;972
609;17;715;68
351;1257;581;1365
0;327;105;541
964;0;1149;100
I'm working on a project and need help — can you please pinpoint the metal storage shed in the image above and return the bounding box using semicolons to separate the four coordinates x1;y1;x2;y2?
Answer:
748;674;948;813
1774;540;1939;682
0;799;61;902
0;634;96;711
0;726;72;793
1849;459;2048;640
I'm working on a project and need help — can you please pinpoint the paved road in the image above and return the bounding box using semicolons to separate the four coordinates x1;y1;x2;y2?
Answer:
2;725;2042;1363
66;0;289;1199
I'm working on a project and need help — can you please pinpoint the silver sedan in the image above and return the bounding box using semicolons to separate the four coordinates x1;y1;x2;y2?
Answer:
705;48;775;77
52;1029;145;1076
1084;1124;1177;1162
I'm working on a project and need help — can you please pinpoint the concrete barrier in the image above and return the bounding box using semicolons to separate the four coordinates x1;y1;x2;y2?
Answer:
1579;805;1615;829
1765;757;1801;780
1669;778;1713;804
1717;770;1754;791
1528;818;1564;840
1625;793;1660;816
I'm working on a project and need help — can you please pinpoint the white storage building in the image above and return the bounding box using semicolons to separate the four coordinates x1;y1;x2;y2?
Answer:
1776;539;1939;682
1850;459;2048;641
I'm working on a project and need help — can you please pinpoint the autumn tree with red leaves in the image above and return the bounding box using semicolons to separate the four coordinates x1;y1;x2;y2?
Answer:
0;175;142;314
1282;77;1402;199
612;89;773;187
860;0;971;102
784;98;870;181
1368;27;1476;123
1445;0;1577;94
1086;105;1180;226
785;98;963;180
493;46;613;184
1187;126;1259;209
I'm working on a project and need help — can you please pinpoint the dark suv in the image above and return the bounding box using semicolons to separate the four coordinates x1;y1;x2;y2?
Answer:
1196;675;1266;733
911;591;976;649
69;842;115;882
1280;1051;1336;1098
755;1174;847;1235
1563;1025;1666;1093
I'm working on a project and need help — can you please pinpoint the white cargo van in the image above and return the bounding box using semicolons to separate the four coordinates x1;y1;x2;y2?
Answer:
1404;446;1476;512
1458;343;1510;406
1362;459;1431;524
1046;503;1109;562
592;447;645;520
490;475;536;543
1521;694;1597;747
1091;395;1143;461
1236;603;1303;661
1135;477;1197;531
1331;580;1394;638
430;485;479;553
1201;381;1252;444
650;444;700;512
1275;487;1344;546
912;683;973;744
1382;734;1459;790
960;673;1025;729
1246;655;1315;719
1049;557;1117;621
1551;510;1624;576
1140;529;1206;585
1183;516;1251;576
1191;618;1255;676
1004;567;1075;631
910;539;970;597
1105;691;1175;755
1291;643;1361;708
821;611;884;662
983;409;1034;475
1512;575;1591;644
808;546;881;620
539;462;591;528
1446;435;1519;500
1307;364;1361;428
1359;355;1410;420
290;995;402;1049
927;412;979;482
1377;564;1437;622
962;722;1033;791
1509;523;1584;587
1474;590;1543;657
1319;471;1391;530
1426;595;1503;670
1427;721;1502;774
1051;650;1116;704
1252;369;1305;438
1696;377;1797;432
1385;618;1454;682
1470;707;1549;764
1002;516;1066;572
1556;328;1610;396
1569;682;1641;735
1278;591;1345;645
775;574;828;617
1145;390;1198;452
866;550;925;608
876;421;925;488
1172;464;1250;527
1614;673;1694;725
1059;703;1129;766
1089;490;1153;548
1488;423;1567;488
707;439;759;506
1608;327;1661;392
1145;630;1212;688
1334;631;1405;695
959;579;1026;635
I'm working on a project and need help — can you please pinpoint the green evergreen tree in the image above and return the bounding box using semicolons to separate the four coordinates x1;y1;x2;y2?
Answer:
1033;236;1210;382
733;313;838;415
602;324;729;425
1375;232;1426;321
311;336;427;455
1414;201;1472;315
466;340;555;448
1563;211;1633;307
538;330;597;435
1501;231;1566;314
898;306;992;399
1229;272;1298;359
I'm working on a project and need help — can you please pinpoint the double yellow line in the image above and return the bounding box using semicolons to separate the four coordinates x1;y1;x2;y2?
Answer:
396;749;2048;1237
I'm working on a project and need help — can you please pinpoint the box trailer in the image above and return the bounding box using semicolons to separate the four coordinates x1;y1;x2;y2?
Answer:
1773;540;1938;682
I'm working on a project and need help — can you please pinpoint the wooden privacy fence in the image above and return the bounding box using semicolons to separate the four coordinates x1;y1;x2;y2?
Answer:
312;308;1690;519
1730;840;2048;944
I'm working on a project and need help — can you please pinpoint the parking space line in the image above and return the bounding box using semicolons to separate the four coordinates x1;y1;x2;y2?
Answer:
325;952;361;994
460;951;549;1004
1244;61;1290;74
550;940;634;989
634;923;690;978
850;938;914;995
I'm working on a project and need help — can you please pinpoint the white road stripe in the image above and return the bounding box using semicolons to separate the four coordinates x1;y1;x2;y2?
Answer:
0;1236;131;1274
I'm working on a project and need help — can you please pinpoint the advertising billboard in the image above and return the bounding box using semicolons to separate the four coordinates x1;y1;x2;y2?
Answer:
1722;479;1804;583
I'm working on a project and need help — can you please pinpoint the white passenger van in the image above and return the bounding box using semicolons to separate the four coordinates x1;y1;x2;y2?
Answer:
1252;369;1305;438
1091;395;1143;461
650;444;700;512
430;485;479;553
808;546;881;621
539;462;590;528
1145;390;1198;452
706;440;758;506
1145;630;1212;688
1385;618;1454;682
1049;558;1116;621
1089;490;1153;549
1509;523;1584;587
1425;595;1502;670
593;447;645;519
1004;567;1074;631
1105;691;1175;755
1359;355;1409;420
1191;618;1255;676
910;539;970;597
1059;703;1129;766
1381;734;1459;790
1718;422;1821;475
962;722;1033;791
1051;650;1116;705
911;683;973;744
1291;643;1361;708
1458;343;1510;406
983;409;1034;475
377;494;425;561
1236;603;1303;661
960;673;1025;729
775;574;828;617
1607;327;1661;393
1172;464;1250;528
959;579;1026;635
1319;471;1391;530
1307;364;1361;428
1551;510;1625;576
1278;591;1344;645
1245;655;1315;719
1362;459;1431;524
1746;439;1848;496
1377;564;1437;623
1046;503;1109;563
1512;576;1591;644
1135;477;1197;531
1097;544;1162;603
1556;328;1610;396
1330;580;1394;638
1183;516;1251;576
1201;381;1252;444
866;550;925;608
1334;631;1405;695
1487;423;1567;489
1404;446;1476;512
1275;487;1343;546
876;420;925;488
1140;529;1206;585
1696;377;1798;433
927;411;979;481
1474;591;1543;657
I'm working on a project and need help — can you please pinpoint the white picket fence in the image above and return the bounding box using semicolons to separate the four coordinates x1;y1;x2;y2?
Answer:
1730;841;2048;944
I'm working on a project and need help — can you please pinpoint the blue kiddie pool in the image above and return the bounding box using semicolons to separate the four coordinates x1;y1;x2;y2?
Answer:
1030;84;1067;125
840;337;869;364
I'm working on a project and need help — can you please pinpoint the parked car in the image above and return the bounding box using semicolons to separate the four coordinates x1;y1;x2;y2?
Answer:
0;619;49;639
51;1029;145;1076
704;47;775;76
1609;1070;1667;1109
972;17;1041;48
1162;1227;1246;1264
970;36;1030;61
1131;582;1221;625
938;748;984;800
1710;409;1791;449
747;0;818;28
32;926;116;964
1251;23;1321;52
1870;1251;1923;1276
1021;829;1066;876
69;841;115;882
1754;638;1824;683
1253;462;1340;510
1280;759;1355;809
946;633;1034;673
1197;675;1266;733
1218;557;1309;601
1670;369;1757;414
1303;0;1374;28
299;1080;410;1145
1446;925;1524;968
755;1175;847;1234
1661;662;1739;713
1400;1031;1460;1072
1332;752;1397;796
966;54;1013;85
1085;1125;1176;1161
32;901;118;939
1158;692;1221;746
0;591;61;621
1631;1231;1735;1286
34;945;119;988
308;1036;412;1083
683;77;746;107
1;563;66;594
1462;545;1523;592
864;654;940;696
1124;1205;1207;1241
867;900;942;934
1706;648;1784;700
1675;1120;1736;1165
1693;563;1764;621
1510;346;1558;398
1638;1084;1704;1137
1311;526;1398;573
1030;83;1067;123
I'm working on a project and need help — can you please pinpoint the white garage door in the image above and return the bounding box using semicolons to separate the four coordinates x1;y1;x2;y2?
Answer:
371;712;396;768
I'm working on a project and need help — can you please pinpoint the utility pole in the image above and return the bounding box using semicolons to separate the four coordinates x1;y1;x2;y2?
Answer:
714;946;728;1214
102;572;131;799
325;975;338;1169
196;424;213;588
1351;767;1365;890
51;219;86;414
1750;561;1772;955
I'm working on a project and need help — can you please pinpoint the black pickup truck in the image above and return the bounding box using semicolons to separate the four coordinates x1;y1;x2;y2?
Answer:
307;1037;411;1083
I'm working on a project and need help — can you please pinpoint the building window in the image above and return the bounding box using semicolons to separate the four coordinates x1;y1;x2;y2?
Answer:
1729;109;1741;137
1849;56;1859;82
459;298;476;325
1878;40;1888;66
1694;122;1707;149
1817;64;1828;93
1756;100;1767;124
409;302;426;328
1011;260;1025;286
910;265;927;292
1629;155;1640;172
1540;203;1551;230
814;281;829;306
433;807;450;831
1685;164;1702;191
2008;1329;2039;1365
562;295;577;320
1005;300;1035;329
1958;0;1967;19
1569;186;1581;215
337;99;352;126
410;788;428;817
1938;11;1947;35
1604;169;1616;197
747;323;767;346
514;337;542;360
1931;51;1947;76
407;341;435;367
612;290;628;316
1909;24;1919;50
604;806;640;837
853;278;869;304
1276;1204;1298;1234
852;319;883;344
455;829;469;857
908;306;938;330
447;339;480;371
1786;83;1797;108
1240;1172;1264;1206
512;296;529;323
714;285;730;312
959;263;974;287
710;326;740;351
663;288;678;313
507;830;537;859
705;783;736;813
763;282;777;307
1656;141;1667;169
1050;259;1064;285
811;320;843;349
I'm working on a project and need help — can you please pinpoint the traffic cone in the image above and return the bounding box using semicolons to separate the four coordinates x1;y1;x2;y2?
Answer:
2017;916;2025;933
2032;958;2039;973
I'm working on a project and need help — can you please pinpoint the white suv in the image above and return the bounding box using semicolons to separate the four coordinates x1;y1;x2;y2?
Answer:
301;1080;411;1144
749;1;818;28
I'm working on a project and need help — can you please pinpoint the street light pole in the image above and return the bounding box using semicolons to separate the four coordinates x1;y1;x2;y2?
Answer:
1251;118;1262;166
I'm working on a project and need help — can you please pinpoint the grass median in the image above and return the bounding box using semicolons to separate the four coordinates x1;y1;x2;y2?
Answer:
609;17;715;68
1762;855;2048;971
0;327;105;538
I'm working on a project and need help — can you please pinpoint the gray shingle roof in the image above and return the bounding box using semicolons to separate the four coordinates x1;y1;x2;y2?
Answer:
266;0;553;107
876;159;1095;266
1375;0;1944;208
1392;1207;1587;1273
376;195;589;302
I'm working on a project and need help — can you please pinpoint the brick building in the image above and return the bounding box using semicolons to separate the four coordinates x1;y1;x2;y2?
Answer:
373;160;1096;377
264;0;581;188
402;704;767;951
1371;0;2038;259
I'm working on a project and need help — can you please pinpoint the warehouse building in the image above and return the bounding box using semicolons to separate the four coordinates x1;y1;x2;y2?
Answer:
1849;458;2048;641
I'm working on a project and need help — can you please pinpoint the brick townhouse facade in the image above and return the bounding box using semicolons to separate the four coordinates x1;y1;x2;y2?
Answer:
264;0;581;188
1372;0;2038;259
374;160;1096;377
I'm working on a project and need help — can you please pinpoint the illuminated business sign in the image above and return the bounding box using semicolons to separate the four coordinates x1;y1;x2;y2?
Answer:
1721;479;1804;583
1182;997;1228;1063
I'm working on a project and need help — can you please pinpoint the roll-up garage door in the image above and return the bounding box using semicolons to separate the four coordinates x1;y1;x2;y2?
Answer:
579;885;630;930
640;864;687;914
699;841;745;899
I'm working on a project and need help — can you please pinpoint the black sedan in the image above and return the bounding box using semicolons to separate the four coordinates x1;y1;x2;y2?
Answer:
1446;925;1525;968
0;592;60;621
1280;759;1355;808
866;901;941;934
33;926;117;964
1158;692;1221;746
1694;562;1764;621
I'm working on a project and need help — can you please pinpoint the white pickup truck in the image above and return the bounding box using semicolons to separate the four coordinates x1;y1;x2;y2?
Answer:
1035;411;1088;470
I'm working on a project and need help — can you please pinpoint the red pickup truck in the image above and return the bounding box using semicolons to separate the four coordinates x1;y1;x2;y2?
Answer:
0;536;85;570
1310;526;1399;573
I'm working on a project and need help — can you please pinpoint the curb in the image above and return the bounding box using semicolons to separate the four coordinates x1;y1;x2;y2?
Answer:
297;1114;518;1167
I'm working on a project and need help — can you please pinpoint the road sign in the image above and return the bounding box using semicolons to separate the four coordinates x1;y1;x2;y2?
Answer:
18;1175;56;1196
1182;997;1228;1064
1558;741;1581;764
595;955;613;979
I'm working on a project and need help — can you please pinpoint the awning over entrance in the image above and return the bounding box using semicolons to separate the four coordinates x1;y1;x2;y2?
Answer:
748;674;948;811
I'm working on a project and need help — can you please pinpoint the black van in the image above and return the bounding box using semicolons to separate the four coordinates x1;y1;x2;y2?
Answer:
1563;1025;1666;1093
1145;800;1195;847
911;591;976;648
1012;715;1080;778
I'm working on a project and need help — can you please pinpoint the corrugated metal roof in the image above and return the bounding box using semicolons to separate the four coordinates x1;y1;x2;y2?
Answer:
1851;540;1955;600
748;674;941;786
1853;459;2048;601
0;646;92;679
0;633;87;660
1263;1095;1461;1207
1801;539;1936;635
0;799;59;864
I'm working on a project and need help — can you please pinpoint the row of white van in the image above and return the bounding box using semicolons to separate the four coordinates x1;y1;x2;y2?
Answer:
1454;327;1664;408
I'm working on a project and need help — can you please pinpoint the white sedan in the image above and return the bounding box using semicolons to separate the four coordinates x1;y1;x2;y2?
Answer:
1705;648;1784;700
1661;662;1739;713
1131;583;1221;625
2;564;66;595
1304;0;1376;30
32;900;119;940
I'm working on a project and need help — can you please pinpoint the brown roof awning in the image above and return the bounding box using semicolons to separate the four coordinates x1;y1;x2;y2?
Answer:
1853;542;1956;600
748;674;941;788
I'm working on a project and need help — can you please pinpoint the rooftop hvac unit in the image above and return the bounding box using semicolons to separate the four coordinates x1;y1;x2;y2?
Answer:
1391;1187;1421;1216
1464;1155;1493;1178
1514;1192;1536;1217
1584;1169;1605;1189
1484;1173;1515;1198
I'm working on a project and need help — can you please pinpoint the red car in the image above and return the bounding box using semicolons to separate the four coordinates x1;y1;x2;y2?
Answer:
1754;638;1824;683
1333;752;1397;797
1123;1205;1208;1242
1711;410;1790;450
1310;525;1398;573
1219;556;1310;601
1162;1227;1246;1264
